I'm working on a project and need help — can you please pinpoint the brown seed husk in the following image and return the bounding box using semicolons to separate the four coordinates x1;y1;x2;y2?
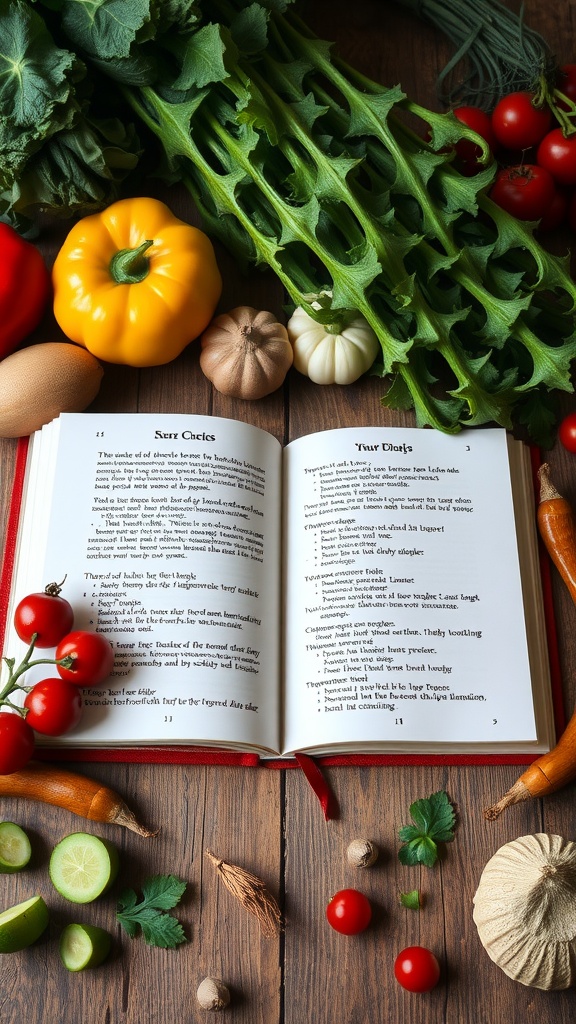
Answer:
205;849;283;937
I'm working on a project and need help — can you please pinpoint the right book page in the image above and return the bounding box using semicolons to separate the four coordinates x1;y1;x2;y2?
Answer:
280;426;556;757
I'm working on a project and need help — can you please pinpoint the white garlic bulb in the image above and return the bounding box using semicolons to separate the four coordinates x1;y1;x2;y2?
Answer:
473;833;576;990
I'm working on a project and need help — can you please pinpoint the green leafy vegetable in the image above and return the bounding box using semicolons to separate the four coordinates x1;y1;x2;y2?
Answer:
116;874;187;948
398;790;456;867
4;0;576;443
399;889;422;910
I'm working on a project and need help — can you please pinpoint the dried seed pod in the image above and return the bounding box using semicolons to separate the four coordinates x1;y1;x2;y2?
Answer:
346;838;379;868
196;977;231;1011
205;849;283;937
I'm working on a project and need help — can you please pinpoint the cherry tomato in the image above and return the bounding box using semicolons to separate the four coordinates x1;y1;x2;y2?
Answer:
14;585;74;648
555;64;576;111
452;105;497;174
55;630;114;686
558;412;576;452
24;677;83;736
537;128;576;186
491;91;551;151
394;946;441;993
326;888;372;935
0;712;35;774
537;186;569;232
489;164;556;221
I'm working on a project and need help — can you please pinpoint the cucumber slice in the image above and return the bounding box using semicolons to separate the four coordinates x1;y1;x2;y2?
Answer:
0;822;32;873
59;922;111;971
0;895;49;953
49;832;119;904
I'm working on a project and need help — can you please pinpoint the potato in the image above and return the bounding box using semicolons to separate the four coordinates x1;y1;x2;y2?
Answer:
0;342;104;437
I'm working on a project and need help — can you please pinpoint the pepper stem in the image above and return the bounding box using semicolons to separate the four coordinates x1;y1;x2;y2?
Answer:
109;240;154;284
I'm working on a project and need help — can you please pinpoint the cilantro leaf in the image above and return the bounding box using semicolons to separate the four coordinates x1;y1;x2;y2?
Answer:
399;889;422;910
117;874;188;948
398;791;456;868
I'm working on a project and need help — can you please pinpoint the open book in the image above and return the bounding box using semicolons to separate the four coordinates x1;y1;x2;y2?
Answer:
0;414;558;759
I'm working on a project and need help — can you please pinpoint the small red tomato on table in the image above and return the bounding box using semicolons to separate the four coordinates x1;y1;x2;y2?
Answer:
326;888;372;935
394;945;441;992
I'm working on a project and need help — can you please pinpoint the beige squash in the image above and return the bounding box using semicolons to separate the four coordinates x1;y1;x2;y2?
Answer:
200;306;293;400
473;833;576;990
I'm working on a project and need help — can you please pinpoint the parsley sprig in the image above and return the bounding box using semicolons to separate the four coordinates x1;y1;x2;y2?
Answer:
398;791;456;868
116;874;188;948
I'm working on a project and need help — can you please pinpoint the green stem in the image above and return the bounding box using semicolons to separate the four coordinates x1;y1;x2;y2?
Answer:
109;240;153;284
0;633;74;713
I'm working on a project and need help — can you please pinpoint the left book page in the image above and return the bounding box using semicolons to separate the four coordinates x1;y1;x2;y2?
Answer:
3;413;283;755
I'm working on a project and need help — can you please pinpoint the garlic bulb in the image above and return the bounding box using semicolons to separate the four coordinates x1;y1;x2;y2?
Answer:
199;306;293;400
473;833;576;990
287;306;379;385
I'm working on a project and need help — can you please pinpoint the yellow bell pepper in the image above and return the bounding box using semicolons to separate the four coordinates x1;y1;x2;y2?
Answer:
52;197;223;367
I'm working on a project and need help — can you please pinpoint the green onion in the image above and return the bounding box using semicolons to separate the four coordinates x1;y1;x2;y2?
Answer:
391;0;553;110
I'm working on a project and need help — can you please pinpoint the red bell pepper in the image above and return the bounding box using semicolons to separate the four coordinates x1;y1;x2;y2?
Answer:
0;224;51;359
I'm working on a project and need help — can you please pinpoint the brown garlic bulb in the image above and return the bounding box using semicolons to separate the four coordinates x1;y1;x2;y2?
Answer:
196;977;231;1011
200;306;293;400
473;833;576;990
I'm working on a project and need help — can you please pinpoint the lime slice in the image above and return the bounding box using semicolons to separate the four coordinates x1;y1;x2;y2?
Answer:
59;922;111;971
49;833;119;904
0;895;49;953
0;822;32;873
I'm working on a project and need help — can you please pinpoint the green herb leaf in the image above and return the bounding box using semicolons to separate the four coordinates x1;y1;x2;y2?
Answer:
117;874;188;948
398;791;456;867
399;889;421;910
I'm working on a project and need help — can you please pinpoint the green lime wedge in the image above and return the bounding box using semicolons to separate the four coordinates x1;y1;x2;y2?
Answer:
0;822;32;873
49;833;119;904
59;922;112;971
0;895;49;953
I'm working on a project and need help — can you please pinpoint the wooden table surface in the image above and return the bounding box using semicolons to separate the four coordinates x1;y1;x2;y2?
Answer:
2;2;576;1021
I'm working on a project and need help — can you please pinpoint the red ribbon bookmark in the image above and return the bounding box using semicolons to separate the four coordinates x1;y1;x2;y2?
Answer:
294;752;339;821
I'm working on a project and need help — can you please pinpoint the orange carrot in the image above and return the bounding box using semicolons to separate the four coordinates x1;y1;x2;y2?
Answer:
0;762;158;836
484;708;576;818
485;462;576;820
536;462;576;604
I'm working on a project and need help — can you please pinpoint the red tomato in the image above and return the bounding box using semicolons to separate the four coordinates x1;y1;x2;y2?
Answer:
326;888;372;935
491;91;551;150
0;712;35;774
537;128;576;185
537;186;569;232
14;587;74;648
555;64;576;111
453;105;498;173
558;412;576;452
55;630;114;686
24;677;83;736
489;164;555;220
394;946;441;993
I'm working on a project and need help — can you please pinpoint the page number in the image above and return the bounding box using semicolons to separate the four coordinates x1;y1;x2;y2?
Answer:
96;430;105;437
164;715;173;723
492;718;497;725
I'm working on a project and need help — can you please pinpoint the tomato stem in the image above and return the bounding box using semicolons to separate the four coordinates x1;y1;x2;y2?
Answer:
0;634;74;705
